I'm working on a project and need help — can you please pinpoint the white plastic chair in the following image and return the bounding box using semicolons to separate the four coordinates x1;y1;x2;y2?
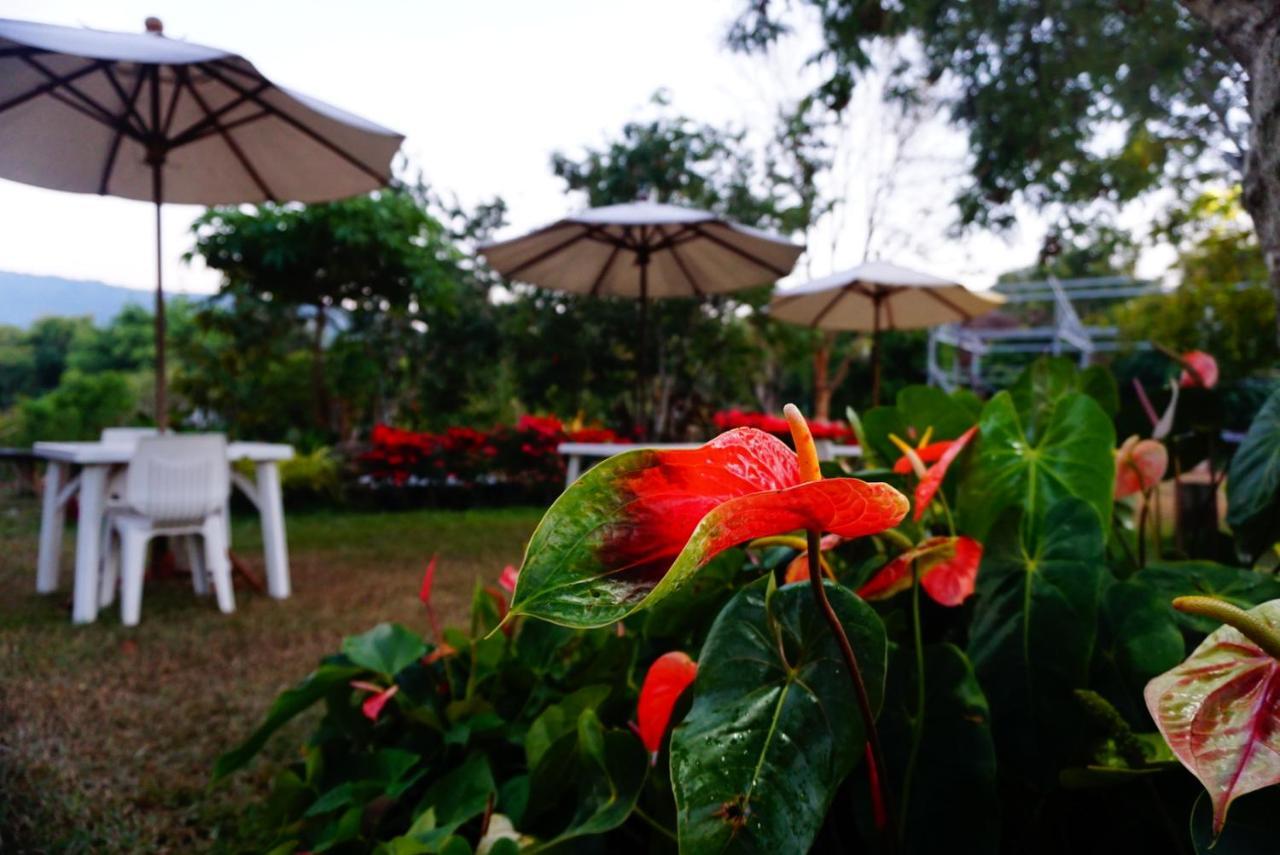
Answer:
98;435;235;625
101;427;160;507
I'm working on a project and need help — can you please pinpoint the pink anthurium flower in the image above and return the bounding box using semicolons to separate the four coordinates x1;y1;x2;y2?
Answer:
350;680;399;722
1146;596;1280;838
637;651;698;761
858;535;983;607
419;555;441;641
1179;350;1219;389
498;564;518;594
1115;435;1168;499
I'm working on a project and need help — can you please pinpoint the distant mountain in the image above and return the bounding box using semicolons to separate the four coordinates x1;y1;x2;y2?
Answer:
0;270;165;328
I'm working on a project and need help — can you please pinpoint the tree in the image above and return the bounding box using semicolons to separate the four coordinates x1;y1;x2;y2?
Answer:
728;0;1280;341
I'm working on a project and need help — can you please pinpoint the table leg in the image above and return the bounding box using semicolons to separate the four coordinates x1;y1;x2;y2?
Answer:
565;454;582;488
36;461;67;593
72;465;108;624
255;462;291;599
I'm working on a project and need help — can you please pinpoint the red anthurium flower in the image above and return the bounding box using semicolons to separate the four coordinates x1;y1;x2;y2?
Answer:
912;426;977;522
891;440;951;474
1115;435;1168;498
779;533;842;585
509;413;910;627
858;535;983;607
1146;597;1280;837
638;651;698;760
350;680;399;722
498;564;518;594
1179;350;1219;389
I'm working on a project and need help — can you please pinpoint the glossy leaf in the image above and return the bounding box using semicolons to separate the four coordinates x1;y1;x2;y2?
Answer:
342;623;429;677
522;710;648;851
859;535;982;607
879;644;999;855
510;428;907;628
1145;599;1280;835
958;391;1115;539
670;577;887;853
967;499;1106;783
1227;388;1280;556
637;652;698;756
863;385;976;465
1009;356;1117;440
1090;579;1186;725
525;684;611;770
1114;435;1168;498
913;425;977;521
1139;561;1280;635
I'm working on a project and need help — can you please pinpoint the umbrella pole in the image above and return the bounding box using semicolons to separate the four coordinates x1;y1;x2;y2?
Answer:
637;258;649;437
871;294;882;407
152;162;168;431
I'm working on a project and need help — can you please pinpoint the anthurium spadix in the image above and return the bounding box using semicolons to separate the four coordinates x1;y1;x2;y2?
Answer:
507;420;909;628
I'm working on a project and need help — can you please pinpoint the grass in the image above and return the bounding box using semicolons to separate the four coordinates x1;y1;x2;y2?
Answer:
0;496;541;853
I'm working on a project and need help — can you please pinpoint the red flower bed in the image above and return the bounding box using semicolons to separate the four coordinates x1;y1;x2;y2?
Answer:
712;409;855;442
361;416;625;492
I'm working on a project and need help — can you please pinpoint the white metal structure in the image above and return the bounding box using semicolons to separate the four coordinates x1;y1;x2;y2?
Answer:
98;435;233;625
33;438;293;623
558;440;862;487
927;275;1162;392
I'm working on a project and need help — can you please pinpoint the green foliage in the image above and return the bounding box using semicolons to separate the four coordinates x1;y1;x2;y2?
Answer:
671;578;886;853
1227;387;1280;557
0;369;136;446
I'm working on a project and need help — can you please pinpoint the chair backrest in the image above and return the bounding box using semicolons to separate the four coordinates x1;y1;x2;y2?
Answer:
124;435;229;523
101;427;161;447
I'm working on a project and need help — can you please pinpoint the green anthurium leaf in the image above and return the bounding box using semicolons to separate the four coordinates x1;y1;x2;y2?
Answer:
508;429;906;628
342;623;429;676
438;836;474;855
1080;364;1120;417
958;390;1115;539
524;684;612;770
1138;561;1280;635
967;498;1106;785
1091;579;1186;724
521;717;648;852
670;577;887;854
311;804;363;853
415;752;496;830
880;643;999;855
1226;387;1280;556
862;385;976;466
1190;788;1280;854
214;660;362;779
1145;599;1280;839
1009;357;1117;439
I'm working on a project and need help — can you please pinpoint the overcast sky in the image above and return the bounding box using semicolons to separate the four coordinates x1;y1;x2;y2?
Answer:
0;0;1172;296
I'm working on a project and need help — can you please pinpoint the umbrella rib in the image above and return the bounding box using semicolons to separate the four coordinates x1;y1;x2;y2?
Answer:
99;64;151;138
180;66;277;201
167;81;272;148
503;227;590;278
20;55;128;132
0;57;108;121
98;67;149;195
689;224;791;277
665;231;705;298
160;68;187;137
199;60;390;184
588;241;624;297
810;282;855;328
883;290;896;330
921;287;975;321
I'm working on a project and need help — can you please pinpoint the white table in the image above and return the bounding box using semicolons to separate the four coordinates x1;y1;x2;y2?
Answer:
33;440;294;624
558;440;863;487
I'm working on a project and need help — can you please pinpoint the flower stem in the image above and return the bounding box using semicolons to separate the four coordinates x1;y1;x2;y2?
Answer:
807;528;894;849
1173;596;1280;659
898;557;925;845
1137;490;1150;568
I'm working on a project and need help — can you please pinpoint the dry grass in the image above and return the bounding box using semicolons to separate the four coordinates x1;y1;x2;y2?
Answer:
0;498;541;853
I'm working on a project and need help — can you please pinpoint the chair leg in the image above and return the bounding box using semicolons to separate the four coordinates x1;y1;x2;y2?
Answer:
119;527;150;627
203;516;236;615
184;535;209;596
99;523;119;608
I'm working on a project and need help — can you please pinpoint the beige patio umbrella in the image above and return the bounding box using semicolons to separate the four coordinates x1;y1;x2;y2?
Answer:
479;200;804;424
0;16;404;428
770;261;1003;405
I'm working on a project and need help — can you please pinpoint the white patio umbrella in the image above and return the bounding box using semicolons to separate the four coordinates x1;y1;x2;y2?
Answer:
0;17;404;427
479;200;804;424
770;261;1003;405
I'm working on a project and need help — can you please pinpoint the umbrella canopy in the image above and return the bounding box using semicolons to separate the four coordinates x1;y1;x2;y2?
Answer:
0;17;404;426
769;261;1002;331
769;261;1003;404
478;201;804;299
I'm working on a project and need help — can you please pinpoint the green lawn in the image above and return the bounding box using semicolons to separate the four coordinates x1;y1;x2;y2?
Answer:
0;497;541;853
